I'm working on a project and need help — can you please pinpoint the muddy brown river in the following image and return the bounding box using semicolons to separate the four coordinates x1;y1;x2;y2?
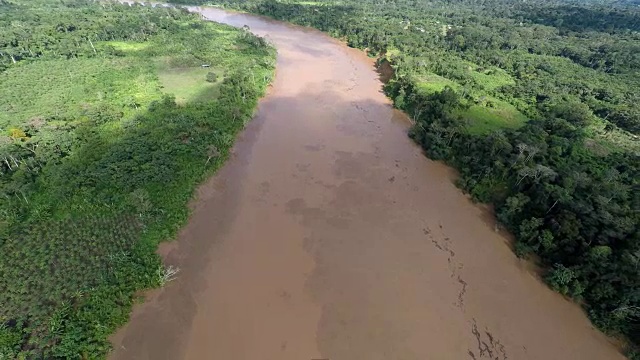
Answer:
109;7;625;360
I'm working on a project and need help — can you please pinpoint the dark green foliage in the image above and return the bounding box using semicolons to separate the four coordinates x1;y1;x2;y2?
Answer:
402;83;639;349
518;4;640;33
0;1;274;358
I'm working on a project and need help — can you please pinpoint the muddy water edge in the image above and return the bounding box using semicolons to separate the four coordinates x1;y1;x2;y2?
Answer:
109;6;626;360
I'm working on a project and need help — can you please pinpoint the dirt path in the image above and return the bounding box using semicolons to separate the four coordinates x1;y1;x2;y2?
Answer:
109;7;625;360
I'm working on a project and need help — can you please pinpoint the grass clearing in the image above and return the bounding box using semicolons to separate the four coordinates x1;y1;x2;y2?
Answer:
414;72;526;134
588;119;640;154
469;66;515;91
461;98;528;134
416;72;460;93
102;41;152;53
158;65;223;104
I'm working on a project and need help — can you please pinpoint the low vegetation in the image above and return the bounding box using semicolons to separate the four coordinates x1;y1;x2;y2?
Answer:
0;0;274;358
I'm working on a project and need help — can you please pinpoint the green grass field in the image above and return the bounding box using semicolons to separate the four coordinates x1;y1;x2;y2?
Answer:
461;98;528;134
414;71;527;134
416;72;460;93
103;41;152;53
468;66;515;91
158;66;223;104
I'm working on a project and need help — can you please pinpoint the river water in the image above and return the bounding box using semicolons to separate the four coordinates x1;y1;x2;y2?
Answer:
109;7;625;360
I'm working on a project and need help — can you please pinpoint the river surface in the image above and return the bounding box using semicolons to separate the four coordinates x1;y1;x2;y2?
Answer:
109;7;625;360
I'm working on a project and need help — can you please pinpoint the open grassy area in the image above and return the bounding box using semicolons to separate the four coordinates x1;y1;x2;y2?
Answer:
103;41;153;53
414;72;527;134
588;118;640;153
100;41;230;105
461;98;528;134
468;66;515;91
416;72;460;93
158;65;223;104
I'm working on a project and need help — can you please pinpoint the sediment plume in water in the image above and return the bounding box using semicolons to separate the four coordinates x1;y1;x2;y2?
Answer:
110;7;625;360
